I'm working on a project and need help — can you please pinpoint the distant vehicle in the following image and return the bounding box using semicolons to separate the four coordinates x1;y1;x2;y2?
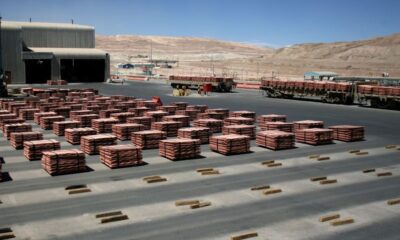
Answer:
168;75;235;92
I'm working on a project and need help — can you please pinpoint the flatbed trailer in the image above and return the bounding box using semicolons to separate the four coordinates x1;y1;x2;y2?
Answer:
168;76;235;92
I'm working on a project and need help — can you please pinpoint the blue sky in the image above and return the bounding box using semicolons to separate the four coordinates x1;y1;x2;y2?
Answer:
1;0;399;47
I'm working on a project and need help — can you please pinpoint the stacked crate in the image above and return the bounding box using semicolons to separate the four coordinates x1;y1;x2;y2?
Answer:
10;131;43;149
222;124;256;139
328;125;365;142
100;144;143;168
159;139;201;160
64;127;97;145
24;139;61;161
4;123;32;140
210;134;250;155
127;116;152;130
256;130;295;150
193;118;223;133
295;128;333;145
112;123;145;140
80;134;117;155
178;127;212;144
53;121;80;136
152;121;180;137
42;149;86;176
91;118;119;133
131;130;167;149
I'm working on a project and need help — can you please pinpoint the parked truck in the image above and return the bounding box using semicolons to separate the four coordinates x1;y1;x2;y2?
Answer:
168;75;235;92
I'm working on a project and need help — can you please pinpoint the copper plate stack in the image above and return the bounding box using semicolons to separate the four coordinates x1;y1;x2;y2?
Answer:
64;127;97;145
84;105;101;114
127;116;152;130
54;107;71;118
328;125;365;142
197;112;225;120
257;114;287;124
157;105;177;115
187;105;208;113
0;114;17;126
19;108;40;120
175;109;200;121
24;139;61;161
293;120;324;132
1;119;25;131
206;108;229;118
152;121;180;137
129;107;150;117
112;123;145;140
4;123;32;140
256;130;295;150
224;117;254;126
73;114;99;127
69;110;93;119
41;149;86;176
193;118;223;133
99;144;143;168
163;115;190;128
40;116;65;130
172;102;188;110
111;112;136;123
10;131;43;149
34;112;57;124
295;128;333;145
99;109;122;118
178;127;212;144
260;121;294;132
137;100;157;110
145;111;169;122
131;130;167;149
210;134;250;155
91;118;119;133
229;111;256;120
159;139;201;160
53;121;80;136
81;134;117;155
222;124;256;139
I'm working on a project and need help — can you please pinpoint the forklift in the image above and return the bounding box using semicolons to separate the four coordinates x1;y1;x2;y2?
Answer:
0;16;9;97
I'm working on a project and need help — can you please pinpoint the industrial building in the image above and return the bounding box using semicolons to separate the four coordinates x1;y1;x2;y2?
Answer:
1;20;110;84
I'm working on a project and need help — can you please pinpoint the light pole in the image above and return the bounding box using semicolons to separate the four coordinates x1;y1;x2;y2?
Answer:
0;16;7;97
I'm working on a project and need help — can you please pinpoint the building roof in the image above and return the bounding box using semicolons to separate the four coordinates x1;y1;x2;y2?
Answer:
25;47;107;59
304;71;338;77
2;21;94;31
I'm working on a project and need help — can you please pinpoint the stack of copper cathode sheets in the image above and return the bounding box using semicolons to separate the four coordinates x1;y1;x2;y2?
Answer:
222;124;256;139
145;111;169;122
19;108;40;120
187;104;208;113
34;112;57;124
197;112;225;120
91;118;119;133
152;121;180;137
178;127;212;144
256;130;295;150
293;120;324;131
127;116;152;130
40;116;65;130
193;118;223;133
53;121;80;136
99;144;143;168
328;125;365;142
41;149;86;176
73;114;99;127
80;134;117;155
112;123;145;140
157;105;177;115
175;109;199;121
99;109;122;118
229;111;256;120
162;115;190;127
1;119;25;131
224;117;254;126
206;108;229;118
260;121;294;132
130;107;150;117
131;130;167;149
172;102;188;110
110;112;136;123
69;110;93;119
210;134;250;155
295;128;333;145
64;128;97;145
10;131;43;149
257;114;287;124
24;139;61;161
159;139;201;160
3;123;32;140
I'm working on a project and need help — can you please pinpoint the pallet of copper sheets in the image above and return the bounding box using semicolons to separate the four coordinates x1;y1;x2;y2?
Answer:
222;124;256;139
84;105;101;114
187;105;208;113
1;119;25;131
152;121;180;137
4;123;32;140
64;127;97;145
172;102;188;110
163;115;190;128
54;107;71;118
73;114;99;127
10;131;43;149
260;121;294;132
257;114;287;124
0;113;18;126
137;100;157;110
0;110;10;114
145;111;169;122
197;112;225;120
19;108;40;120
295;128;333;145
131;130;167;149
229;111;256;120
210;134;250;155
110;112;136;123
293;120;324;132
40;116;65;130
159;139;201;160
178;127;212;144
129;107;150;117
328;125;365;142
80;134;117;155
53;121;80;136
91;118;119;133
69;110;93;119
224;117;254;126
41;149;87;176
24;139;61;161
8;102;28;114
99;109;122;118
206;108;229;118
193;118;223;133
39;104;58;112
256;130;295;150
157;105;177;115
34;112;57;124
127;116;152;130
99;144;143;168
112;123;145;140
175;109;200;121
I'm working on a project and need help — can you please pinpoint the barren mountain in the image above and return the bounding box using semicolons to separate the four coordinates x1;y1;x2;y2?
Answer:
96;33;400;79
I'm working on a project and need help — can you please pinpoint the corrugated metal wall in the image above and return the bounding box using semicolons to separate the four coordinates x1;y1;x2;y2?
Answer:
1;26;25;84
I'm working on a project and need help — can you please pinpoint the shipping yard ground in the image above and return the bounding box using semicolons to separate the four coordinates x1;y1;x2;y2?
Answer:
1;80;400;240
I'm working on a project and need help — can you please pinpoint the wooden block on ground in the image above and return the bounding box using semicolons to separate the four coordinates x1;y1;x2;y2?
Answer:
175;200;200;206
201;170;220;175
142;176;161;181
146;178;167;183
308;155;320;159
96;211;123;218
196;168;214;172
385;145;397;149
231;232;258;240
330;217;354;226
261;160;275;165
320;179;337;185
319;213;340;222
69;188;91;195
100;215;129;224
355;151;368;155
267;162;282;167
65;184;87;190
362;168;375;173
387;198;400;205
348;149;360;153
377;172;392;177
310;176;327;182
190;201;211;209
263;188;282;195
251;185;270;191
317;156;330;161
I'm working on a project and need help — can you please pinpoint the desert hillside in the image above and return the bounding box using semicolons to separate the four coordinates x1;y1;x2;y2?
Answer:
96;33;400;80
